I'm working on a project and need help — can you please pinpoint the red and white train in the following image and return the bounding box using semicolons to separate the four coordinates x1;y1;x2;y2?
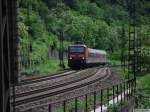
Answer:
68;44;107;68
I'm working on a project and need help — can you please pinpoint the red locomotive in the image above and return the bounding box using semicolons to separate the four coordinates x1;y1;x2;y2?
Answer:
68;44;107;68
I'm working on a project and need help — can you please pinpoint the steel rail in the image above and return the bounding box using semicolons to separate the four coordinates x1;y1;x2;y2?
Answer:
14;67;110;106
18;70;76;85
14;68;98;98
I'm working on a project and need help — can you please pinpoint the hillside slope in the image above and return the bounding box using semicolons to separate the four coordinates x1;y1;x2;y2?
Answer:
19;0;149;73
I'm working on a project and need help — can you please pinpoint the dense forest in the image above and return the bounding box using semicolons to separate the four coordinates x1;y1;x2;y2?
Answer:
19;0;149;73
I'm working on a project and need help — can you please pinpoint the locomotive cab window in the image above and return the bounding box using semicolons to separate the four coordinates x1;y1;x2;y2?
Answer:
69;46;85;53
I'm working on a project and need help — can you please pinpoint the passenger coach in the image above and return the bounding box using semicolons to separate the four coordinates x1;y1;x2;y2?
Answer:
68;44;107;68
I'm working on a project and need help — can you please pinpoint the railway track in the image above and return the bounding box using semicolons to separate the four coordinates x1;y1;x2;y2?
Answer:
14;68;97;95
18;64;123;86
19;70;76;85
14;68;97;97
13;67;119;112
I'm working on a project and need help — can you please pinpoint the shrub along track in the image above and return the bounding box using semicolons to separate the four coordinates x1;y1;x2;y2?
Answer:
13;66;122;112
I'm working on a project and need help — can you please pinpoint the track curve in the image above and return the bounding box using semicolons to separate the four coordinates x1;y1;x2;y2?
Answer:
14;67;118;112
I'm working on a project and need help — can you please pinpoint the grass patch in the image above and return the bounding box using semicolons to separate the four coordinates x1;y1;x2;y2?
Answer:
108;60;121;65
36;60;63;74
135;73;150;108
136;73;150;89
108;101;128;112
37;59;69;75
24;59;69;75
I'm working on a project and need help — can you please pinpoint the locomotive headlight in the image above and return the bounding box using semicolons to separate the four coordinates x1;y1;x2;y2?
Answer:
82;57;85;60
69;57;72;59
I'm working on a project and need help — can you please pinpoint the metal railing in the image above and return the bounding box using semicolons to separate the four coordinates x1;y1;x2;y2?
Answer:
47;78;135;112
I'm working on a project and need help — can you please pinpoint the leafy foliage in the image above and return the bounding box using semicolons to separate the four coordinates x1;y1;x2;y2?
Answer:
19;0;149;74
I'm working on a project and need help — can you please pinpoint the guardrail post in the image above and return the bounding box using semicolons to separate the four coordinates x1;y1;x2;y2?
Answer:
131;80;132;96
85;94;88;112
130;81;133;96
126;81;129;100
75;97;78;112
107;88;109;106
124;82;126;101
63;101;66;112
129;80;131;97
132;79;133;95
117;85;119;103
134;78;136;92
132;79;134;95
94;92;96;112
113;86;115;105
49;104;51;112
101;90;103;112
120;84;122;102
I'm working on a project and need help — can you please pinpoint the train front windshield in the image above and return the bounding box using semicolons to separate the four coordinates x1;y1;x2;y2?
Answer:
69;46;84;53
